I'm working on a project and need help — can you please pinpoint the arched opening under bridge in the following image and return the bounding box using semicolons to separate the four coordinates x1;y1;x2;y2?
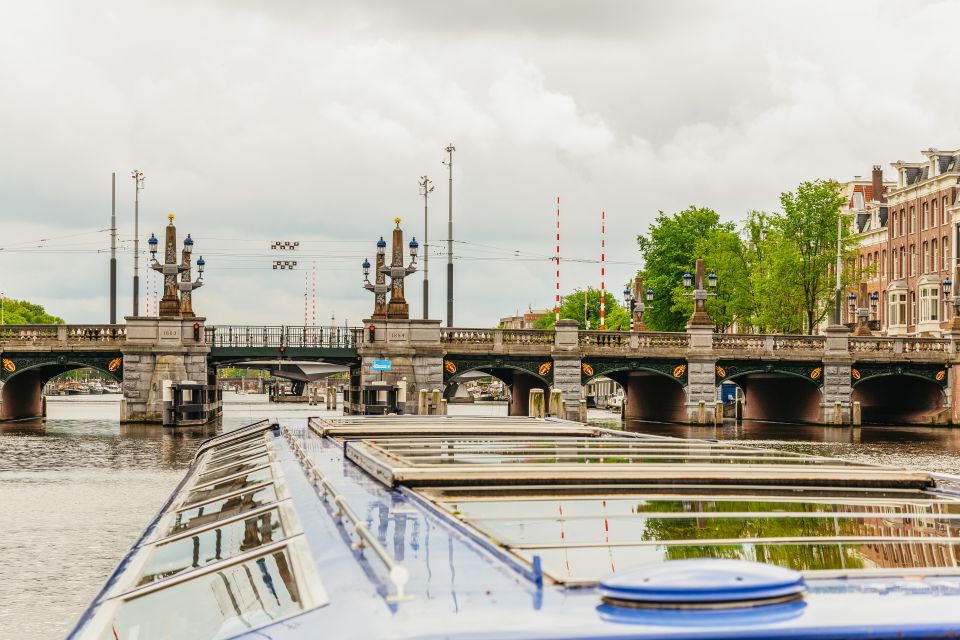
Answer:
852;374;946;424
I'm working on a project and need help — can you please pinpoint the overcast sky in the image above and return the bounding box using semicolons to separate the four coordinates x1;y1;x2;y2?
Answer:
1;1;958;327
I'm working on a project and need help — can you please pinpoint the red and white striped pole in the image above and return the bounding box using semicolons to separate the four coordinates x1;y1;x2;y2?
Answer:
600;210;606;331
311;261;317;346
555;196;561;323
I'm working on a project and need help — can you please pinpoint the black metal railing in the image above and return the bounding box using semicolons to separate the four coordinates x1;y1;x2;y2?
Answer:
204;325;362;349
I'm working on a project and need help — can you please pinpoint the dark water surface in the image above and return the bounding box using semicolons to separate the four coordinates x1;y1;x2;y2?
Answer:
2;399;960;639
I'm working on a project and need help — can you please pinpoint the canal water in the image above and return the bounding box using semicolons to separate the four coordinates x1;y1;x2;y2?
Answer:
3;397;960;640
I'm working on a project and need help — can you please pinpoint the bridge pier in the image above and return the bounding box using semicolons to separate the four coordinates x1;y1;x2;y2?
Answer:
684;326;717;425
120;316;216;424
552;320;587;422
821;326;853;425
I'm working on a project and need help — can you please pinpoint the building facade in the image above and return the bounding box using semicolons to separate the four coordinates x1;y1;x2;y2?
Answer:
884;149;960;336
845;166;894;329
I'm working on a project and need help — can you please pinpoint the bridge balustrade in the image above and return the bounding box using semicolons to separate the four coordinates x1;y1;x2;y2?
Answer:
579;331;689;350
0;324;126;342
440;328;495;344
712;333;826;353
850;336;950;355
204;325;361;349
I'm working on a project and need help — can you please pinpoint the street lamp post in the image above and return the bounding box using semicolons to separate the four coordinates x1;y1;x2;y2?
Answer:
148;214;203;318
131;170;144;316
850;284;873;336
418;175;434;320
624;276;653;332
442;143;455;327
683;258;717;327
363;219;417;320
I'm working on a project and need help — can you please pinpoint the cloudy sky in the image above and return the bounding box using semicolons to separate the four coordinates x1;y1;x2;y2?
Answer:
1;1;958;327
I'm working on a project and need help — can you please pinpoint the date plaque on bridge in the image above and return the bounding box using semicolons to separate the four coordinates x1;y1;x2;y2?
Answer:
371;360;393;371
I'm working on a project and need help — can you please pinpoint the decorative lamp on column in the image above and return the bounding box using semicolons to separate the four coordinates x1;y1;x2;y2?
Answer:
683;259;716;327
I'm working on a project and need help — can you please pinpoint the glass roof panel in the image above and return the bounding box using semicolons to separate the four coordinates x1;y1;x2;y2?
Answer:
137;509;284;587
209;438;268;459
204;448;270;472
104;548;304;640
170;485;277;535
513;541;960;584
183;468;273;506
199;456;271;484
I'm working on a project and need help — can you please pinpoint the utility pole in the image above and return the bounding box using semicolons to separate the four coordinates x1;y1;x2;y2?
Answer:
132;169;144;317
110;172;117;323
443;143;456;327
419;175;434;319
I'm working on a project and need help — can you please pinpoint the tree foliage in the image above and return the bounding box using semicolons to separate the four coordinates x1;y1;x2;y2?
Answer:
533;287;630;330
634;181;855;334
0;298;63;324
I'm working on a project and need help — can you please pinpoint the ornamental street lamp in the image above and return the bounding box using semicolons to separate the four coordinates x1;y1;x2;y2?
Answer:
624;276;653;332
869;291;879;326
148;214;203;318
363;219;418;320
850;286;872;336
683;258;716;327
944;277;960;331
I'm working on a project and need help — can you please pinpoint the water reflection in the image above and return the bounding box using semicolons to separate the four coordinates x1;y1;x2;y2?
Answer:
625;419;960;475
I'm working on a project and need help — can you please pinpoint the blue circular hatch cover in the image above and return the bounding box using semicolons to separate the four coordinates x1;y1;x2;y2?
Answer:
599;559;806;606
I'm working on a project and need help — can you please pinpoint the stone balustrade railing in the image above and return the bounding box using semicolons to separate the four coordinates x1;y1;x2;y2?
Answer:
501;329;554;345
713;333;825;352
849;336;950;354
0;324;126;342
579;331;689;350
440;328;496;344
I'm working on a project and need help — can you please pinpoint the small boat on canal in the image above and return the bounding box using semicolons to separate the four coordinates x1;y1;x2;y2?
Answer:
69;415;960;639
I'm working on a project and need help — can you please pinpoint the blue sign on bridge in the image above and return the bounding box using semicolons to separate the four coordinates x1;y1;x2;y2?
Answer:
371;359;392;371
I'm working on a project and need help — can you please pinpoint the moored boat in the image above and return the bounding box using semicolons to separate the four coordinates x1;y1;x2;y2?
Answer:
69;415;960;639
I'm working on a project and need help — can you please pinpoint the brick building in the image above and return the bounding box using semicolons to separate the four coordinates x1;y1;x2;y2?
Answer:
884;149;960;336
844;167;893;329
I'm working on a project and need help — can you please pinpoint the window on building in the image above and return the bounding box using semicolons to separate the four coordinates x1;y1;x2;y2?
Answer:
933;239;939;272
889;292;907;327
923;241;930;273
911;206;916;233
933;199;939;227
911;291;917;324
924;202;929;229
882;250;887;278
946;197;951;225
900;210;905;236
944;236;950;272
920;286;940;322
910;244;916;276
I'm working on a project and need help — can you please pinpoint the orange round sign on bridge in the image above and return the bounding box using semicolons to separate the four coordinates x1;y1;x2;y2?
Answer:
108;357;122;373
582;363;594;377
936;370;946;382
672;364;686;378
538;362;552;377
2;358;15;373
444;360;457;375
851;369;861;380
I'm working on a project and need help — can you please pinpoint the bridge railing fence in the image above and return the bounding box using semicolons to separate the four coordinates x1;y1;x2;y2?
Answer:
579;331;689;349
0;324;126;342
204;325;361;349
712;333;825;352
849;336;950;354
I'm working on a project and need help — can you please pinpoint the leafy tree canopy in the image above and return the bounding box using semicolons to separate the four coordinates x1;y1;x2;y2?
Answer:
533;287;630;330
0;298;63;325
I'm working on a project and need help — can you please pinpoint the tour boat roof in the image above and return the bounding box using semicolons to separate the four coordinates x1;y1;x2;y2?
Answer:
70;415;960;640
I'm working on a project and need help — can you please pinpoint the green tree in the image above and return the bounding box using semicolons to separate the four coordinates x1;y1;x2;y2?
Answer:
0;298;63;324
637;206;733;331
774;180;852;333
533;287;630;330
694;229;755;332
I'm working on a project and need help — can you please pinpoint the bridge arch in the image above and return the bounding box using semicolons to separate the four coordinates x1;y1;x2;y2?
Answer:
442;355;553;416
851;370;947;424
581;359;688;423
1;355;122;421
717;361;824;424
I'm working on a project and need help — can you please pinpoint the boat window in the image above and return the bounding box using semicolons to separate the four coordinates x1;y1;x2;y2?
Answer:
199;456;271;484
170;485;277;535
137;509;284;587
512;541;960;584
103;548;304;640
184;468;273;506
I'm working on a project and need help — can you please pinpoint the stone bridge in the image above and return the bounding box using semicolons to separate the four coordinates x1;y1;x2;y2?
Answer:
1;317;957;425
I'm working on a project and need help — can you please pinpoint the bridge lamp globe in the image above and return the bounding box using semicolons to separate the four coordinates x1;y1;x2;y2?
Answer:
943;278;952;297
148;233;158;258
646;288;654;303
847;292;857;315
682;272;693;289
622;285;632;306
183;234;193;255
869;291;879;314
409;237;419;263
196;256;205;279
362;258;371;281
376;237;386;258
707;272;718;289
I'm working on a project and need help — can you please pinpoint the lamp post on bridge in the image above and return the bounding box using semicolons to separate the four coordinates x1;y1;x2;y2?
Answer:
848;284;874;336
623;276;654;332
682;258;717;327
147;214;204;318
363;218;418;321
